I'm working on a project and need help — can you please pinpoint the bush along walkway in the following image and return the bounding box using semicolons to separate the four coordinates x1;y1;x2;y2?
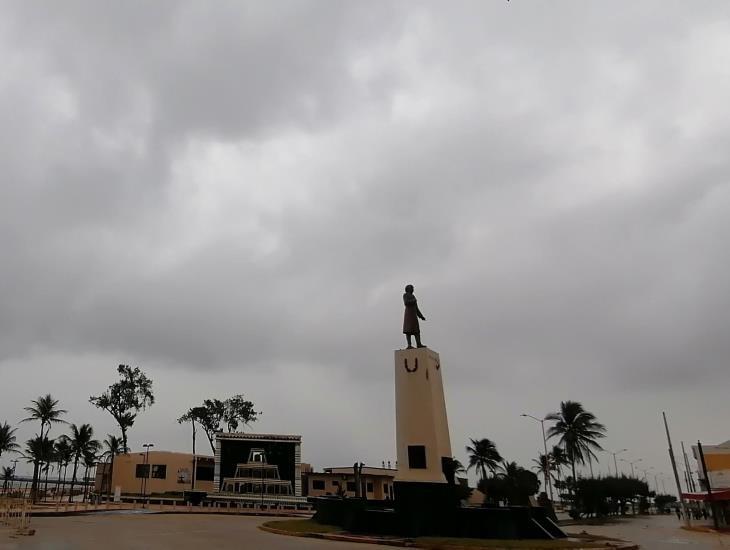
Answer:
259;519;639;549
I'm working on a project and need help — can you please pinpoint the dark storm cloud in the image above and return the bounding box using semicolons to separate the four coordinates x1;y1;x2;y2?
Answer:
1;1;730;472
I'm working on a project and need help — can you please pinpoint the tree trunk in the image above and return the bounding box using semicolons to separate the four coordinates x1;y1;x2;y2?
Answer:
55;464;63;501
191;421;196;491
69;457;79;503
43;464;51;501
121;427;128;454
31;461;39;503
82;465;89;502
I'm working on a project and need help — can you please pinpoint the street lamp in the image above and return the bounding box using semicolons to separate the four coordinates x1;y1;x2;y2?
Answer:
602;449;628;477
142;443;154;503
521;413;553;502
620;458;642;478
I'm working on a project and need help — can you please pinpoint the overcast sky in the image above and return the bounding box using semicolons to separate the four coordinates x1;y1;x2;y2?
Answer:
2;1;729;488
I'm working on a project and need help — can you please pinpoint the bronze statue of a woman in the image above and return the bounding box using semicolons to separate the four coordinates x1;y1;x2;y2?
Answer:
403;284;426;348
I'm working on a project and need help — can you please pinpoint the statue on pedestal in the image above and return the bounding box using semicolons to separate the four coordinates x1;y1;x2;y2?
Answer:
403;284;426;349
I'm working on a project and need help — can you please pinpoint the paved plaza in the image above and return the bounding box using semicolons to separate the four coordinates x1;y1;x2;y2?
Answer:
0;513;392;550
2;511;729;549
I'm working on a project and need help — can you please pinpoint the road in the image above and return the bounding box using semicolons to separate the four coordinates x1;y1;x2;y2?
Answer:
570;514;729;549
0;513;393;550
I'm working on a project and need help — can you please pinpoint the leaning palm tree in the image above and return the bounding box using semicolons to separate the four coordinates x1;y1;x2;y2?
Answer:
546;401;606;484
0;422;19;458
67;424;100;503
54;436;72;501
100;434;123;500
466;438;503;481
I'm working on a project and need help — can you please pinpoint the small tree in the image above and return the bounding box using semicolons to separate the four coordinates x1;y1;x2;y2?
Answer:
67;424;100;503
180;396;259;454
89;365;154;452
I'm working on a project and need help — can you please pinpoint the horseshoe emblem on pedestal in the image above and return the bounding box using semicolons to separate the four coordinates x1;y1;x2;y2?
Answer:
404;357;418;373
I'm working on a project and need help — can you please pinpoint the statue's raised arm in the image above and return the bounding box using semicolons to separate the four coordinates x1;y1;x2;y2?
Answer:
402;284;426;349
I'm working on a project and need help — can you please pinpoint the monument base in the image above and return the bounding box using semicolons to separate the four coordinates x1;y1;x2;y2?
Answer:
311;494;566;539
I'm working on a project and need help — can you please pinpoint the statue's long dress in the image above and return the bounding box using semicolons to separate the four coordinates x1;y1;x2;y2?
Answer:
403;294;421;335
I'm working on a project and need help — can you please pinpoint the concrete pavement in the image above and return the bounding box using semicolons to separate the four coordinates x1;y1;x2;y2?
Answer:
569;514;729;549
0;514;393;550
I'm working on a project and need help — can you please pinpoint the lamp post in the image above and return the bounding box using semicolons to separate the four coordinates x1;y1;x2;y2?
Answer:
521;413;553;502
620;457;642;478
142;443;154;504
603;449;628;477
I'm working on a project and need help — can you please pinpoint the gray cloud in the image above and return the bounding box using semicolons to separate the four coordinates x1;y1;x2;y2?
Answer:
1;1;729;480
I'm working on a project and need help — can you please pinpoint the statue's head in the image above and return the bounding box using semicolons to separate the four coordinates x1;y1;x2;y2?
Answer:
405;284;414;294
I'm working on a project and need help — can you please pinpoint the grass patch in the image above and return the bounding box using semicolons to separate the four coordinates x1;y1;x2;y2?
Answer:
415;537;613;548
262;519;341;535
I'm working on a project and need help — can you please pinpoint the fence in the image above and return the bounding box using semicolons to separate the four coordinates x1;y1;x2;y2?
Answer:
0;497;32;535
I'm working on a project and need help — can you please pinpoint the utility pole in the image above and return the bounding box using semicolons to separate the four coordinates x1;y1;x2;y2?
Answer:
681;441;696;492
663;412;690;527
697;441;719;530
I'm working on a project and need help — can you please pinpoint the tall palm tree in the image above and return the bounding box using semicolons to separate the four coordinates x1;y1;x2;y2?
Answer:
546;401;606;484
0;422;19;458
22;395;67;500
54;436;73;501
22;394;68;440
466;438;503;481
67;424;100;503
100;434;123;500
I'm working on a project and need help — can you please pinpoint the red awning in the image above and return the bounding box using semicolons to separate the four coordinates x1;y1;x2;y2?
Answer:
682;489;730;502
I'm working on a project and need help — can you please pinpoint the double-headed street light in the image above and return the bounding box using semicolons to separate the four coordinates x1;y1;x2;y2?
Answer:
603;448;628;477
520;413;553;502
620;457;642;477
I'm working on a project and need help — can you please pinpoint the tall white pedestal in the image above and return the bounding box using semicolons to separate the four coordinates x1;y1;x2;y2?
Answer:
394;347;452;483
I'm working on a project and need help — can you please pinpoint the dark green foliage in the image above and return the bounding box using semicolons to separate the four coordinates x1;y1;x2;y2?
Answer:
573;476;650;518
89;365;154;452
478;461;540;506
0;422;19;457
654;493;677;512
179;395;259;453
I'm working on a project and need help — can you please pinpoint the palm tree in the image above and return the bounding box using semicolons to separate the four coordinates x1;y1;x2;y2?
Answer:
550;445;567;502
466;438;503;481
100;434;123;500
0;422;19;458
2;466;13;494
532;453;551;487
54;436;73;501
22;394;67;440
67;424;100;503
22;395;67;501
23;436;55;502
546;401;606;484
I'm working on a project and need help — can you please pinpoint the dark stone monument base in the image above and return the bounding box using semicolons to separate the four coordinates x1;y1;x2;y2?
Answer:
312;482;566;539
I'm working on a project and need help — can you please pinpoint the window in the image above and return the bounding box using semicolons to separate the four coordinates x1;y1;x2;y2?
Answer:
408;445;427;469
151;465;167;479
346;482;356;492
135;464;150;479
332;480;339;487
366;482;373;493
196;465;214;481
312;480;325;490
